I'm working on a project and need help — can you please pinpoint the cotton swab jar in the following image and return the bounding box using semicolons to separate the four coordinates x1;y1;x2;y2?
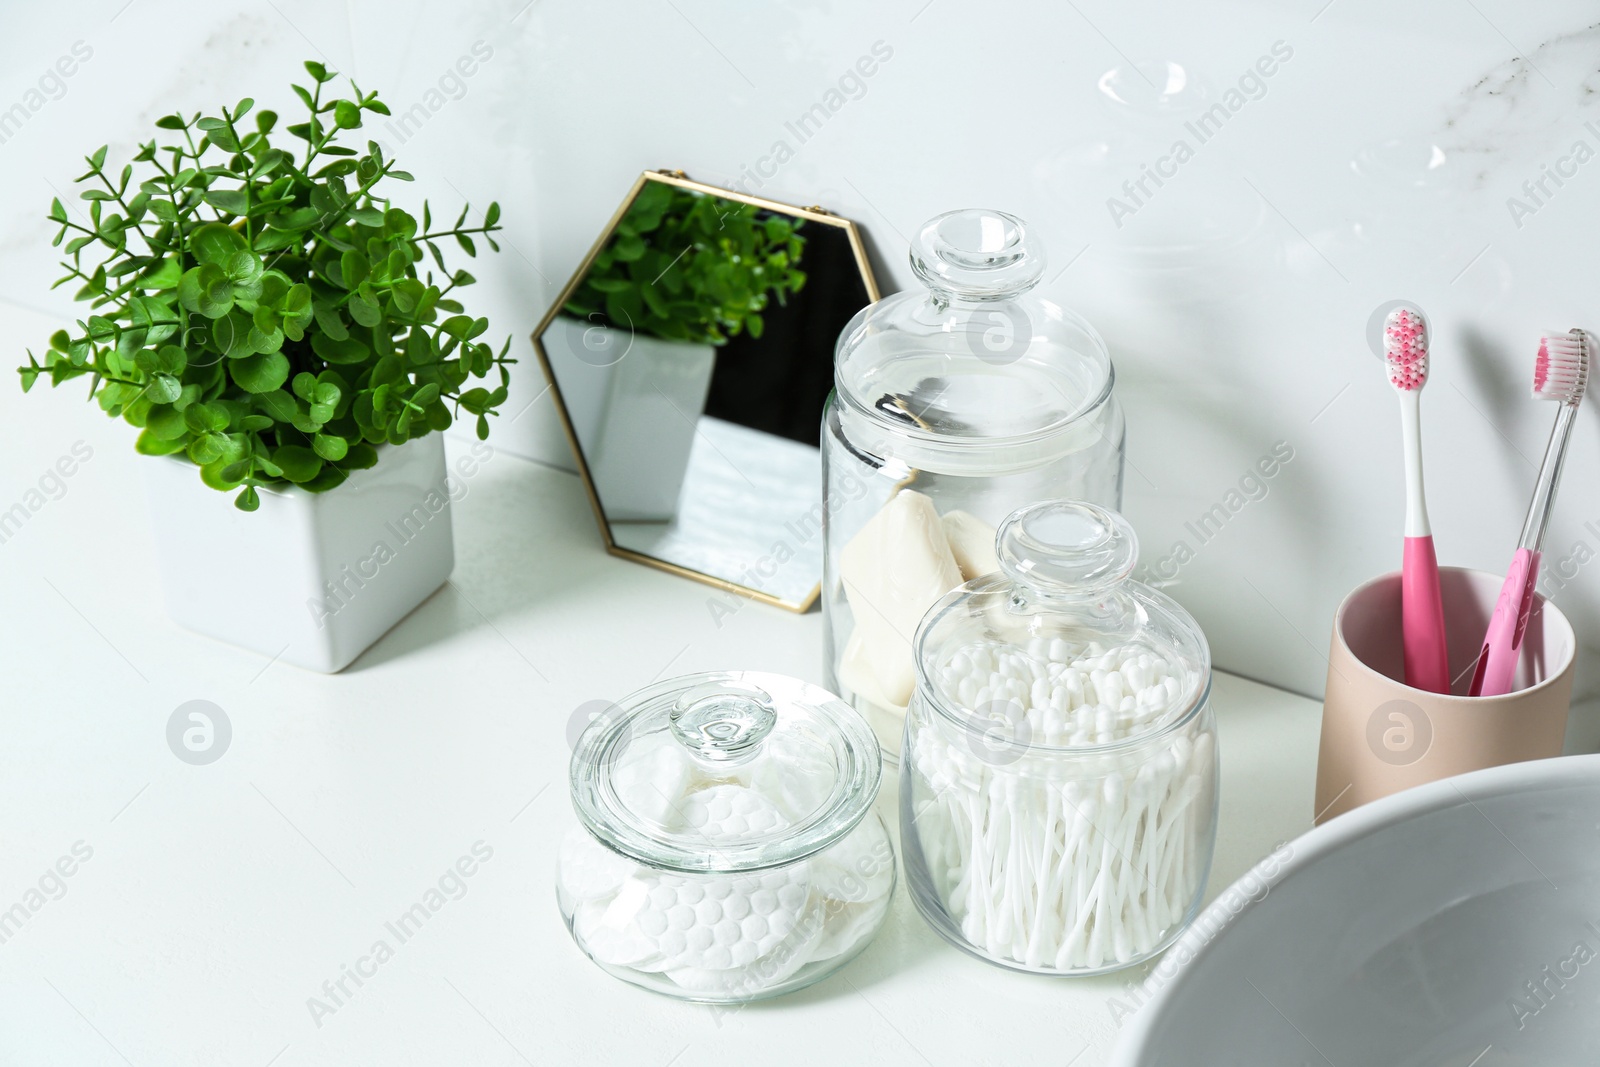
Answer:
900;501;1218;975
561;672;895;1002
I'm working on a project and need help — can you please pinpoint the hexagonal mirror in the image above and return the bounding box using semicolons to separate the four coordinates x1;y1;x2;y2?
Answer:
533;171;880;611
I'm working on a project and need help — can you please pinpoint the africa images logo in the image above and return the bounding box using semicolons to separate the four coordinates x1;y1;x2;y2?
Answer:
1365;699;1432;766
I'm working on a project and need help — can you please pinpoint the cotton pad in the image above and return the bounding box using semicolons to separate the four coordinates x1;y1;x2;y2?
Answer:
559;671;896;1001
745;744;836;824
663;896;825;995
622;865;813;973
672;784;790;843
806;899;890;965
574;887;663;969
558;824;638;903
808;823;894;905
610;735;694;828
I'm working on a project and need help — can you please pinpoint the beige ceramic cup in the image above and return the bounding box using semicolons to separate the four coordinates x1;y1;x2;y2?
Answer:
1314;566;1574;824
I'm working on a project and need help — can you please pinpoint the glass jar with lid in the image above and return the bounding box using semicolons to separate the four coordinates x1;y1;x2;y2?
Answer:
900;500;1216;975
822;209;1125;762
559;671;895;1002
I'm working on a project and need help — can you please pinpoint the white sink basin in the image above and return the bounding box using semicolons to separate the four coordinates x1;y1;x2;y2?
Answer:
1111;755;1600;1066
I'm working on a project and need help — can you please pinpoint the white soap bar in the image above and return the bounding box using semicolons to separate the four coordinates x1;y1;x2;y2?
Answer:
837;627;907;716
941;510;1000;581
839;489;963;708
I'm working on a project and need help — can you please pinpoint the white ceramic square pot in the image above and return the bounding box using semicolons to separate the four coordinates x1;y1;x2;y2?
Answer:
542;315;716;521
143;433;454;672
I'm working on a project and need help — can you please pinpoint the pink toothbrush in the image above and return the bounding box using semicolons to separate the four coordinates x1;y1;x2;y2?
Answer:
1386;307;1451;694
1468;329;1590;697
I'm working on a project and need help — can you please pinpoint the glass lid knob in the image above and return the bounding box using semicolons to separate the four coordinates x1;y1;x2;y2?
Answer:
997;500;1138;596
909;208;1046;300
669;680;777;762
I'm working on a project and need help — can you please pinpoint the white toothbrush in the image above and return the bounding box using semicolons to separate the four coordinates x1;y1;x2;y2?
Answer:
1469;329;1590;697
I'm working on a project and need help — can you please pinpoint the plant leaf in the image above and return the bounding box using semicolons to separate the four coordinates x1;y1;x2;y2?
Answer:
178;264;235;319
143;256;183;290
256;391;298;422
135;428;188;455
188;431;229;464
312;303;349;340
310;332;370;364
146;374;183;404
145;403;188;440
312;433;348;461
347;294;381;327
229;352;289;393
184;402;231;433
302;465;349;493
205;188;249;214
190;221;248;265
343;441;379;470
273;445;322;483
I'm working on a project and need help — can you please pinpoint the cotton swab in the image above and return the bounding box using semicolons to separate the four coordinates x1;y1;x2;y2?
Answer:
907;636;1214;972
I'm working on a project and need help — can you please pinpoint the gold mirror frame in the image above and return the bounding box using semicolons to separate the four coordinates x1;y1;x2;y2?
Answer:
532;169;882;612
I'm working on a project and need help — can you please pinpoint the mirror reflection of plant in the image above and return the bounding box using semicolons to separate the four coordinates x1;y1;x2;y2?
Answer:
564;182;806;346
16;60;513;511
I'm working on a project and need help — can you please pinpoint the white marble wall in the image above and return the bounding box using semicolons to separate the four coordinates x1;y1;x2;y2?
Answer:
2;0;1598;741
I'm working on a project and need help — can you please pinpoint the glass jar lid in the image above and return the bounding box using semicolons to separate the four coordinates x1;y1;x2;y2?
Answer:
914;500;1210;751
569;671;882;873
833;209;1116;476
910;209;1046;299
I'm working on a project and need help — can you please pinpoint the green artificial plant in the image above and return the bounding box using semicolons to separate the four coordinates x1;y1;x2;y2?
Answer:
563;181;806;346
17;60;512;511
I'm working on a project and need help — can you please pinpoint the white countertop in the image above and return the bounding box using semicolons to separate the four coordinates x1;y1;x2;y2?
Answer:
0;302;1323;1066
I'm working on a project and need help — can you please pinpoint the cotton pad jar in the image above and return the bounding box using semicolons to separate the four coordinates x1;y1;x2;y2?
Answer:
560;671;895;1002
901;500;1217;975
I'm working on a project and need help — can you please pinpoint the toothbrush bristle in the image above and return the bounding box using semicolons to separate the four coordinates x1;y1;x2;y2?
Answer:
1532;329;1589;404
1384;307;1429;391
